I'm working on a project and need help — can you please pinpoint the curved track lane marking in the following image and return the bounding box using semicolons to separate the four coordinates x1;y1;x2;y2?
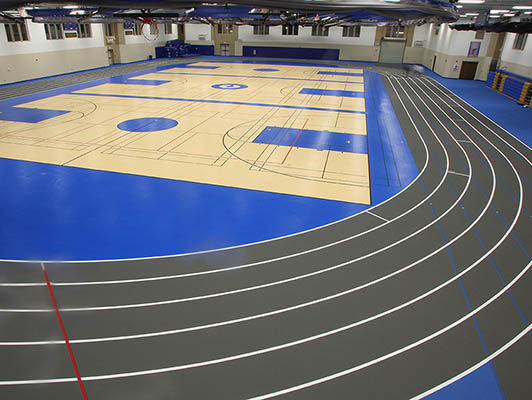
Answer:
427;79;532;165
1;257;529;386
410;323;532;399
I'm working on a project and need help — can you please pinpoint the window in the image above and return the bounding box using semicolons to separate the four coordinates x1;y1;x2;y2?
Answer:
149;23;158;35
4;22;29;42
253;24;269;35
44;23;63;40
513;33;528;50
312;25;329;37
132;23;142;36
434;27;440;36
104;24;113;37
77;23;91;38
342;25;361;38
164;23;172;35
282;25;298;36
217;24;233;34
385;25;404;38
475;30;485;40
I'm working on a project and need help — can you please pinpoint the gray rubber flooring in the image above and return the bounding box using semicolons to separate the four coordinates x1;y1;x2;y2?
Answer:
0;60;531;399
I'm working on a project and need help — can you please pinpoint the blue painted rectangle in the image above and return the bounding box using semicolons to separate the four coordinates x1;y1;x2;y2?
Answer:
318;71;364;77
173;62;219;69
254;126;367;154
0;107;69;123
109;77;170;86
243;46;339;61
299;88;364;98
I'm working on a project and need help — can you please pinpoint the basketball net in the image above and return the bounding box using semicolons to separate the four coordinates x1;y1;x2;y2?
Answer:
141;17;159;41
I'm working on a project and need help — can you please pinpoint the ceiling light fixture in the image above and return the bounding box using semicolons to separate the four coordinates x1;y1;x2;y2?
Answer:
489;10;508;14
512;6;532;10
503;13;515;16
457;0;485;4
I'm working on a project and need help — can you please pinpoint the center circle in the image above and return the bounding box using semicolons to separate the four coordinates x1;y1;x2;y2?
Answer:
212;83;248;90
117;117;178;132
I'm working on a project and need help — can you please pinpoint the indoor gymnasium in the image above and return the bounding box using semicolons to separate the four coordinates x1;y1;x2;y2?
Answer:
0;0;531;399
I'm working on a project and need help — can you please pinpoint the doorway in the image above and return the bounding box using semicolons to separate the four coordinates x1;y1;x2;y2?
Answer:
459;61;478;80
220;43;230;56
212;24;238;56
432;56;437;72
379;38;406;63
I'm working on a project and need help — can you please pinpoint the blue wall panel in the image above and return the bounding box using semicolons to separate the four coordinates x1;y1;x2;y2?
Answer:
243;46;339;60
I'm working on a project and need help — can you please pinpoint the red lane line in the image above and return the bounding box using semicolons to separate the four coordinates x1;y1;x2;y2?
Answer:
41;263;88;400
281;119;308;165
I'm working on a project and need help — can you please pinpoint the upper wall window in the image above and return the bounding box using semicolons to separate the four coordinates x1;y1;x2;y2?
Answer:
105;24;113;36
4;22;29;42
253;24;269;35
44;23;63;40
149;23;158;35
164;23;172;35
475;30;485;40
513;33;528;50
312;25;329;37
282;25;298;36
218;24;233;34
342;25;361;38
77;23;91;38
385;25;404;38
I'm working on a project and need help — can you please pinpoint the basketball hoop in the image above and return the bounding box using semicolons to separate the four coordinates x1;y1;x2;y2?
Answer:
141;17;159;41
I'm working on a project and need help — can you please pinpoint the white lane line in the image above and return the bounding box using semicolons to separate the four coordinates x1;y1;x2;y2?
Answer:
366;211;389;223
1;254;529;387
448;171;469;178
411;323;532;400
426;79;532;165
457;140;471;143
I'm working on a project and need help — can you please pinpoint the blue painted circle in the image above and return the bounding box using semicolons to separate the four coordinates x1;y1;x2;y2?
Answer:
254;68;280;72
212;83;248;90
118;117;178;132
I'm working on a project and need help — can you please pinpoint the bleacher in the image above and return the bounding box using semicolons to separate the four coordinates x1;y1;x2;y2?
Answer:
487;70;532;108
155;40;200;59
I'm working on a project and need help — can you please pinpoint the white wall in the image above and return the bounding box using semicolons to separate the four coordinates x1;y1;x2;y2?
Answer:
0;21;108;84
500;33;532;78
238;25;375;46
421;22;494;80
0;21;105;56
185;23;212;42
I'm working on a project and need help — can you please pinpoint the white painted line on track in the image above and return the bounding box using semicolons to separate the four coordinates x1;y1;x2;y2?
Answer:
448;171;469;178
365;211;389;223
1;256;529;387
427;79;532;164
410;323;532;400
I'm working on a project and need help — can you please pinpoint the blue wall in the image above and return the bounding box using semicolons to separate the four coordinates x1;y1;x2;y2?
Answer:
243;46;339;60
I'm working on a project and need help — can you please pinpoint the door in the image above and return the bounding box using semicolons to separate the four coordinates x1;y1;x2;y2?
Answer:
432;56;437;72
379;38;406;63
212;24;238;56
220;43;230;57
459;61;478;80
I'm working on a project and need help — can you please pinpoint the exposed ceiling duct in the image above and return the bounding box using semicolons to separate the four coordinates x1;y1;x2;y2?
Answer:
0;0;460;25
